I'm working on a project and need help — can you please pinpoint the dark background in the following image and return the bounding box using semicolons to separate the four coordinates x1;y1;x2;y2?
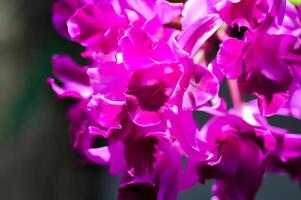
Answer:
0;0;300;199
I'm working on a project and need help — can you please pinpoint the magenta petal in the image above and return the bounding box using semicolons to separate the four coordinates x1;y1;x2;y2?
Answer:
48;55;92;99
52;0;86;38
52;55;89;84
279;134;301;159
270;0;287;25
216;0;269;28
166;109;209;161
123;129;160;177
126;95;162;127
182;0;219;28
278;35;301;80
125;62;182;126
87;94;124;128
109;141;127;176
87;62;130;101
88;126;110;138
155;0;183;24
130;105;162;127
132;111;162;127
156;151;181;200
247;34;293;83
183;63;219;109
178;14;223;57
118;137;180;200
211;60;225;82
257;92;289;116
127;63;182;111
47;78;91;99
120;27;178;70
290;88;301;119
239;72;291;116
268;133;301;182
216;38;247;79
67;4;127;53
125;0;156;21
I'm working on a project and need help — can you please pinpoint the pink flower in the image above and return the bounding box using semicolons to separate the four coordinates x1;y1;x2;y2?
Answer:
49;0;301;199
196;115;276;200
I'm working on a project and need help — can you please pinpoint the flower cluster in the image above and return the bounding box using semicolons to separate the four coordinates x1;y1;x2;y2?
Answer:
49;0;301;199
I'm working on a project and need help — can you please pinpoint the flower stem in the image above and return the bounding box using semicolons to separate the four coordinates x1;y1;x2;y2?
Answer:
227;79;243;109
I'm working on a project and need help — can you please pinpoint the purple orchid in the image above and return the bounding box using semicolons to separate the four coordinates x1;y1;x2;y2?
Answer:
215;0;300;116
196;115;276;200
49;0;301;199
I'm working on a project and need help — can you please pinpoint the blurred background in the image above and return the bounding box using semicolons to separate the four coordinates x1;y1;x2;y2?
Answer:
0;0;300;199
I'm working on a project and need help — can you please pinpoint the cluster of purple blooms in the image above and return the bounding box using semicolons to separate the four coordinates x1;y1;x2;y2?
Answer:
48;0;301;199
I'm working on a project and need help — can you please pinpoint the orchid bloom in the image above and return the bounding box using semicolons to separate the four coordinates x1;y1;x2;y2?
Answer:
49;0;301;199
